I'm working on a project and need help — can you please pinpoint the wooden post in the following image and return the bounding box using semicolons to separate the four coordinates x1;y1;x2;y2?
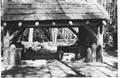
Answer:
97;26;103;46
3;31;10;67
96;26;104;62
78;26;87;45
9;44;16;66
51;28;58;43
15;48;22;65
28;28;34;42
91;43;97;62
86;47;92;62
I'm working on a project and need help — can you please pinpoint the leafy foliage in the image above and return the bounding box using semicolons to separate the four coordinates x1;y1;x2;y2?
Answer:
22;28;51;42
33;28;51;42
97;0;117;50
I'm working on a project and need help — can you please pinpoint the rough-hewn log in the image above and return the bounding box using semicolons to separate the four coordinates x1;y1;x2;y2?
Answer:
9;44;16;66
9;44;22;66
2;20;101;28
15;48;22;65
3;33;22;68
11;27;26;44
91;43;97;62
68;27;79;36
84;24;104;63
86;47;92;62
96;45;103;62
3;31;10;68
2;23;24;68
96;26;104;62
28;28;34;42
75;48;81;60
97;26;103;45
9;30;19;41
51;28;58;43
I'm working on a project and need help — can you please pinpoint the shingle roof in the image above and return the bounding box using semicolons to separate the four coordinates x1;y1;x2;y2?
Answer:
1;0;110;21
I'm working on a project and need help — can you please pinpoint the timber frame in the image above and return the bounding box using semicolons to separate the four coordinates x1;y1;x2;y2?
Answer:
1;19;106;45
1;19;105;39
1;0;110;71
2;19;107;64
1;19;104;28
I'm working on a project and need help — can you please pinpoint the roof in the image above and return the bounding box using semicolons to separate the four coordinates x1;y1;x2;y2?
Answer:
1;0;110;21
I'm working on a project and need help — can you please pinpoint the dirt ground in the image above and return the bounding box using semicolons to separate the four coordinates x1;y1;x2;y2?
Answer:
103;50;118;69
1;49;118;78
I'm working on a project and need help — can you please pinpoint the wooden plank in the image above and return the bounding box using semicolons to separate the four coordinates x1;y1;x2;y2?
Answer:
2;0;109;21
7;3;97;9
7;5;97;9
6;0;89;4
6;3;102;15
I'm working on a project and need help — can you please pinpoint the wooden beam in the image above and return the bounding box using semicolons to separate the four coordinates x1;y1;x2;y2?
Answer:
1;20;100;28
96;26;104;62
97;26;103;45
28;28;34;42
86;47;92;62
91;43;97;62
9;44;16;66
68;27;79;37
9;30;19;41
51;28;58;43
10;27;26;44
3;30;10;67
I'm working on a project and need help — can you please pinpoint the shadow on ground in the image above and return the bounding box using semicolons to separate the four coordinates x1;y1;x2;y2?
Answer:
1;60;86;78
1;65;50;78
104;50;117;57
113;62;118;69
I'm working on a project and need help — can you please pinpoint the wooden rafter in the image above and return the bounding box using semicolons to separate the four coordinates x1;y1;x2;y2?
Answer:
10;27;26;44
68;27;79;36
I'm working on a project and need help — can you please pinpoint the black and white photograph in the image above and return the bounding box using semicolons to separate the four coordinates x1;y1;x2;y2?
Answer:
1;0;118;78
